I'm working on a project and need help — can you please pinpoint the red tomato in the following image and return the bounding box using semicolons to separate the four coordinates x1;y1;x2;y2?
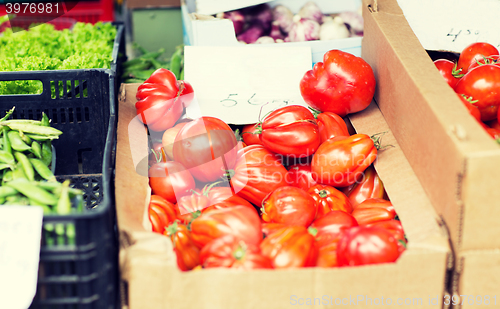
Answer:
200;235;273;269
316;112;350;143
285;163;318;191
259;105;320;157
478;105;500;123
486;127;500;140
162;122;188;161
190;206;263;248
176;194;210;224
261;186;317;227
261;223;287;237
300;50;376;117
230;145;288;206
135;69;194;131
351;198;395;225
148;195;179;233
308;184;352;219
366;219;406;249
487;119;500;130
241;124;263;146
149;142;167;165
164;221;200;271
337;226;403;266
456;42;499;75
173;117;238;182
455;65;500;121
311;134;377;187
346;165;385;207
468;55;500;71
260;226;318;268
149;161;196;204
433;59;460;88
458;95;482;122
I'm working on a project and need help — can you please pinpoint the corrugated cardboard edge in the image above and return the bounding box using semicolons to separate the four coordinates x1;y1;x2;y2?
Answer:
116;84;450;309
362;0;500;301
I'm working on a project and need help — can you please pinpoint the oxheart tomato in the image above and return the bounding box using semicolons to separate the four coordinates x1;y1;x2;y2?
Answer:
190;206;262;248
366;219;406;250
285;163;318;191
308;184;352;219
173;117;238;182
345;165;385;207
176;194;209;224
259;105;320;157
230;145;288;206
311;134;377;187
164;221;200;271
261;186;317;227
454;65;500;121
135;69;194;131
456;42;499;75
337;226;403;266
316;111;349;143
261;223;287;237
300;49;376;117
260;226;318;268
241;124;263;146
468;55;500;71
486;127;500;140
434;59;460;88
351;198;395;225
200;235;273;269
162;122;188;161
458;95;482;122
148;161;195;204
148;195;179;233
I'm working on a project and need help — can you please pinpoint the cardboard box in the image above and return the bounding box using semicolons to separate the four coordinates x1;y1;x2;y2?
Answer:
361;0;500;305
181;0;363;63
116;83;450;309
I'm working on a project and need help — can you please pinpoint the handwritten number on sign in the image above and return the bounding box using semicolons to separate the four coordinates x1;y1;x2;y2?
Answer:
447;28;462;42
221;94;238;107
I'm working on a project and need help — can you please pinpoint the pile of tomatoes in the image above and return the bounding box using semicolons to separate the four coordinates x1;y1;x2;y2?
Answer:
137;50;406;271
433;42;500;140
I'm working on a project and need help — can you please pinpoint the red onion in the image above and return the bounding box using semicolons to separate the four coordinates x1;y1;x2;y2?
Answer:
237;24;265;44
242;3;273;32
269;21;285;41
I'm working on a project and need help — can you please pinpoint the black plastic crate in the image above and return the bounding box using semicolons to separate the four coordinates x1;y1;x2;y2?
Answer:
0;28;121;308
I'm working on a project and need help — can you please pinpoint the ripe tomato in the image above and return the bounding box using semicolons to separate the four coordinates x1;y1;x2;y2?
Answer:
455;65;500;121
300;49;376;117
261;186;318;227
456;42;499;75
162;122;188;160
173;117;238;182
311;134;377;187
433;59;460;88
200;235;273;269
259;105;320;157
164;221;200;271
316;111;350;143
310;211;358;244
337;226;403;266
307;184;352;219
241;124;263;146
260;226;318;268
261;223;287;237
468;55;500;71
458;95;482;122
366;219;406;249
487;119;500;130
230;145;288;206
176;194;209;224
285;163;318;191
190;206;262;248
345;166;385;207
148;161;196;204
351;198;395;225
148;195;178;233
486;127;500;140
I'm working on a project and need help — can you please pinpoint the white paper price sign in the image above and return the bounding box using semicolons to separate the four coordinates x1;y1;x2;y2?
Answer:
184;45;312;125
397;0;500;52
0;206;43;309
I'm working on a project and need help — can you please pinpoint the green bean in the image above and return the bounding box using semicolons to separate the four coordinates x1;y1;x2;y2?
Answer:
3;123;62;136
12;165;27;180
0;107;15;122
123;49;164;68
31;141;42;159
3;170;13;183
29;198;53;214
18;131;32;145
41;142;52;166
0;186;18;198
7;131;31;152
56;180;71;215
2;127;11;154
0;150;15;165
30;158;56;181
0;163;11;170
6;179;58;205
14;152;35;181
180;68;184;81
41;112;50;127
169;48;182;79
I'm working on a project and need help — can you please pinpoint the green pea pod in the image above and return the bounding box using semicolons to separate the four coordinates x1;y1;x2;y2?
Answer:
14;152;35;181
18;131;32;145
31;141;42;159
0;197;5;205
26;134;59;141
41;142;52;166
56;180;71;215
3;120;42;126
0;107;15;122
0;163;11;170
5;195;29;205
6;179;58;205
0;150;15;165
0;186;18;198
169;50;182;80
8;131;31;152
36;181;83;196
5;123;62;136
3;170;13;183
41;112;50;127
30;158;56;181
2;126;11;154
28;198;52;214
12;165;27;180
